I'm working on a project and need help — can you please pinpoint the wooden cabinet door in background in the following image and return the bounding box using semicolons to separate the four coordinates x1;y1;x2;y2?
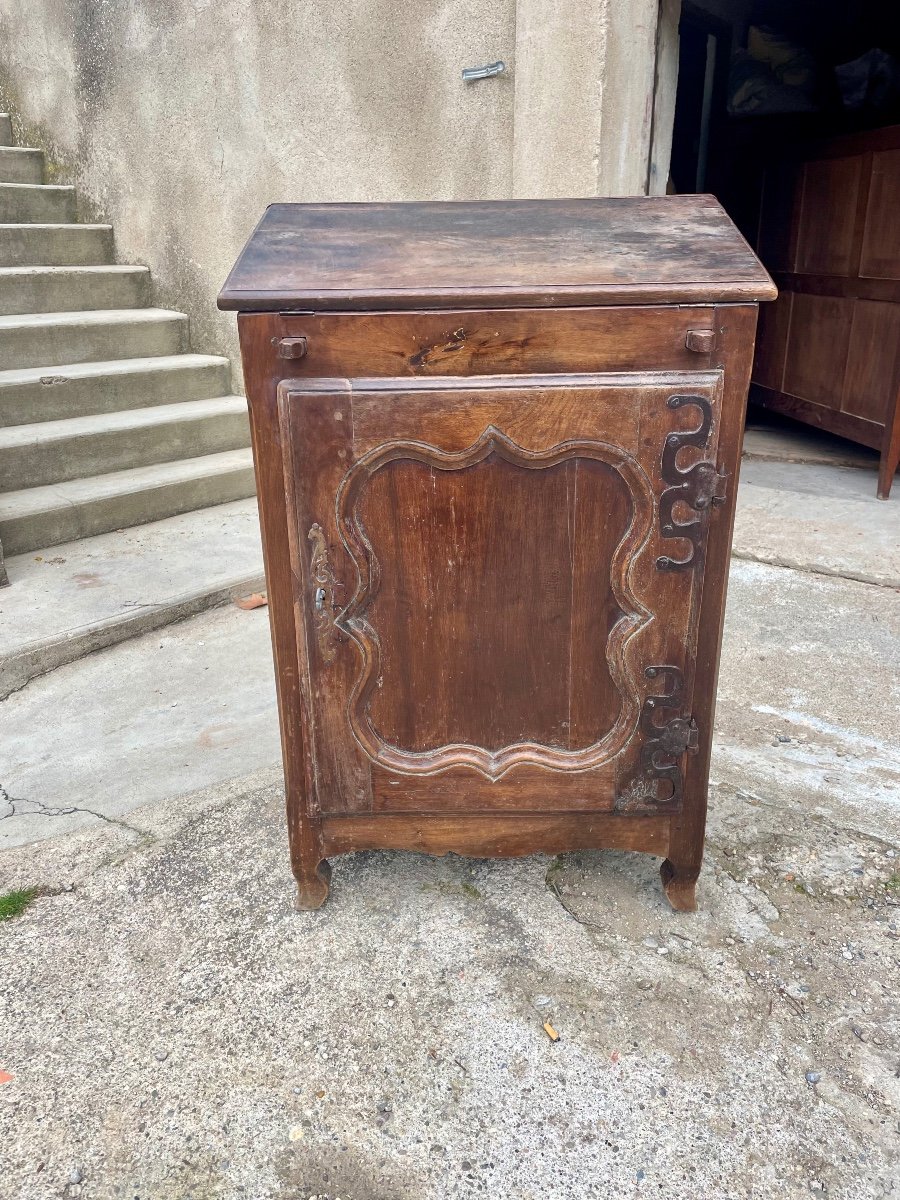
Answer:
751;125;900;498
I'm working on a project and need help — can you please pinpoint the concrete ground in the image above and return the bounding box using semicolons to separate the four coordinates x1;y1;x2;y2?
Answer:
0;421;898;1199
0;602;279;849
0;497;265;699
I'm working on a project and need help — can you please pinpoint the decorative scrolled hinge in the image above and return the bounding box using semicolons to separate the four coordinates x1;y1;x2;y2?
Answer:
616;665;699;813
307;523;340;663
657;394;728;572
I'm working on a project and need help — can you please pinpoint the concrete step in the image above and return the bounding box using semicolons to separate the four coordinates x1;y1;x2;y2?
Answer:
0;353;232;425
0;498;264;698
0;183;76;223
0;447;256;555
734;457;900;590
0;265;151;315
0;146;43;184
0;307;188;370
0;115;12;146
0;224;113;267
0;395;250;490
743;419;880;472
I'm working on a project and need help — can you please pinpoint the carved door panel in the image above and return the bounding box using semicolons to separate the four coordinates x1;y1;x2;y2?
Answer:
279;371;725;817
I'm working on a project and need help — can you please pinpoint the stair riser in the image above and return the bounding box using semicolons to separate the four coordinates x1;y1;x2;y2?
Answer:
0;226;113;266
0;317;188;370
0;410;251;491
0;116;12;146
0;186;75;222
0;466;256;555
0;268;151;316
0;147;43;184
0;360;232;425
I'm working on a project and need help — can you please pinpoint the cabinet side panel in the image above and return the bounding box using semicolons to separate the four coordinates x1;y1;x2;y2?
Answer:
669;304;759;874
236;314;325;880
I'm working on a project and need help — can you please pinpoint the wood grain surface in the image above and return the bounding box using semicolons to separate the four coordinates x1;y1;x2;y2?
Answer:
219;197;776;312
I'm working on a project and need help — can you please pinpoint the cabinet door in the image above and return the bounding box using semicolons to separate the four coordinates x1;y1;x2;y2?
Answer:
279;371;725;817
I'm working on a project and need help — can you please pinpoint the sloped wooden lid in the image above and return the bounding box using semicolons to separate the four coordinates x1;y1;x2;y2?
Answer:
218;195;776;313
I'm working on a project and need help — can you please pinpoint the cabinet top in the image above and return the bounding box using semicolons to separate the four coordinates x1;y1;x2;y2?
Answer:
218;196;776;313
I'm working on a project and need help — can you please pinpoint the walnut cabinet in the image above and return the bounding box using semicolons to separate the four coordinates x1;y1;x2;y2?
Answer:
751;125;900;498
219;197;775;912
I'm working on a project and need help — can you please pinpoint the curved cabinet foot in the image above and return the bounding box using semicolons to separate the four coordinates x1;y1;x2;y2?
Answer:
294;858;332;911
660;858;698;912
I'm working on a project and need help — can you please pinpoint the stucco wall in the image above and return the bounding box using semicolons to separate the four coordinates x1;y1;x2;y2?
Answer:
0;0;673;375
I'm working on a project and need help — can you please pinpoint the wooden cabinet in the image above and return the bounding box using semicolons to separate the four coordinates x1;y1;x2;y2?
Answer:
219;197;775;912
751;125;900;498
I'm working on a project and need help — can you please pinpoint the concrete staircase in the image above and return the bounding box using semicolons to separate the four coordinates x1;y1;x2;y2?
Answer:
0;113;254;586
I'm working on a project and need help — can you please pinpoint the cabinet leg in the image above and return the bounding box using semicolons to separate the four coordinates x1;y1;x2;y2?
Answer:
660;858;699;912
294;857;332;911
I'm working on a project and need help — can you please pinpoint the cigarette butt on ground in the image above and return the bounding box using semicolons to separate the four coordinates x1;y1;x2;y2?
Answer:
543;1022;560;1042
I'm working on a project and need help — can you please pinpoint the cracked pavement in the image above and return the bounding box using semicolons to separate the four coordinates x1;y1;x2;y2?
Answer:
0;553;898;1199
1;446;899;1198
1;783;145;836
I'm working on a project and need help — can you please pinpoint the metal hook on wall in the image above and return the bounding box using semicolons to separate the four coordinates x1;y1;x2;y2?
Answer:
461;61;506;82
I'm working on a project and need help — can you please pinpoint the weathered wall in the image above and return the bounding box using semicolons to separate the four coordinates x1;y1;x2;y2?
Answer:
507;0;673;198
0;0;519;369
0;0;672;375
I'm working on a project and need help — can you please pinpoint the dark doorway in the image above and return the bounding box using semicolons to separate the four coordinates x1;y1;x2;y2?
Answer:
667;0;900;496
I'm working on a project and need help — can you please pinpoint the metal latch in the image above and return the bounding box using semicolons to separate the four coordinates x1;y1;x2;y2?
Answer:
658;716;700;757
691;461;730;509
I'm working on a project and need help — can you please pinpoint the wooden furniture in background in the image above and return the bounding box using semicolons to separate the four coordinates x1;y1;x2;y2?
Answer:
751;125;900;498
219;197;774;913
